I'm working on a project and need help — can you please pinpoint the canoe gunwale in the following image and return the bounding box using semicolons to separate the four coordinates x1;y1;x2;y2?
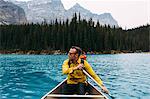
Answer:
41;78;67;99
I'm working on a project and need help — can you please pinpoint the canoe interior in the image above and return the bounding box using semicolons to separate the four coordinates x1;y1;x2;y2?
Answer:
51;81;101;95
42;79;108;99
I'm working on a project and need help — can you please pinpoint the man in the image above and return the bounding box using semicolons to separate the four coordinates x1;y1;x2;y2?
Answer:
62;46;109;95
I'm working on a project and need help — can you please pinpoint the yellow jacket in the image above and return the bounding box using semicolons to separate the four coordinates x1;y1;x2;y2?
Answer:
62;58;103;87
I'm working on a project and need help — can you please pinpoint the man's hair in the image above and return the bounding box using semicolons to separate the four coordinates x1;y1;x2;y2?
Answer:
71;46;82;56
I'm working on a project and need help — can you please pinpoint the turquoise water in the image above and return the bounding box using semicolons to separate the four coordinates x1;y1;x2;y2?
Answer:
0;53;150;99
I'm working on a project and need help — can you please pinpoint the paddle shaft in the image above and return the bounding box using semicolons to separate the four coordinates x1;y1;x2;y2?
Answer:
83;70;101;87
83;69;115;99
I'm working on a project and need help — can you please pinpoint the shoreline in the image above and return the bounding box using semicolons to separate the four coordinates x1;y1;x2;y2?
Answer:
0;50;149;55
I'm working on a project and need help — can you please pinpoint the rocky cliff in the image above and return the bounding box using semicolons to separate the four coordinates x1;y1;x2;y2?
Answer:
0;0;27;25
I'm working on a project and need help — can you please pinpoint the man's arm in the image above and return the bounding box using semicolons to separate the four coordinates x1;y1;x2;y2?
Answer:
84;60;104;87
62;59;76;74
84;60;109;94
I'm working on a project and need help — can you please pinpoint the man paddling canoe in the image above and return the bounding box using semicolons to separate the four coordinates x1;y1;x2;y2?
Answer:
62;46;109;95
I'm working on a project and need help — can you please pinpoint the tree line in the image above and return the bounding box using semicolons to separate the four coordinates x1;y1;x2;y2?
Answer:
0;13;149;52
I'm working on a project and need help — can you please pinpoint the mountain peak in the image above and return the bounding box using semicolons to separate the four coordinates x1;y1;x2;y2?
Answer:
74;3;81;7
72;3;85;10
68;3;90;13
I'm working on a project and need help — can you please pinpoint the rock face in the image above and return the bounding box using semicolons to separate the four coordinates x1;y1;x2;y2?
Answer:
10;0;66;23
4;0;118;27
26;0;66;23
0;0;27;25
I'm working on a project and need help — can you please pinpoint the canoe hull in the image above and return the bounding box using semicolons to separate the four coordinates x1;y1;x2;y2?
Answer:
41;79;108;99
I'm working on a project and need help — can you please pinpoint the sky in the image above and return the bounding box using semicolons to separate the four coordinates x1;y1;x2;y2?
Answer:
16;0;149;29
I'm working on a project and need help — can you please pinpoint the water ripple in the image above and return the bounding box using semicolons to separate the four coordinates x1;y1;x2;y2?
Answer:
0;54;150;99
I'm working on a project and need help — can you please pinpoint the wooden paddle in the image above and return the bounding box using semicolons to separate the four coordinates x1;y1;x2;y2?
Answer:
83;69;115;99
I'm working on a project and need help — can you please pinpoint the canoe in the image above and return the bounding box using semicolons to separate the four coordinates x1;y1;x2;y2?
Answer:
41;78;108;99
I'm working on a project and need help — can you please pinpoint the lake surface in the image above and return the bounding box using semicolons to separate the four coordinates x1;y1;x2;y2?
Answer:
0;53;150;99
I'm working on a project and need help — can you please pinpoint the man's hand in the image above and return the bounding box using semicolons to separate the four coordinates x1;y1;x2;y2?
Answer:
101;85;109;94
75;64;84;70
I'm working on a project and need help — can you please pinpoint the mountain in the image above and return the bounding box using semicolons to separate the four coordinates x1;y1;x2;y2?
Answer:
3;0;118;27
13;0;66;23
66;3;118;26
0;0;27;25
27;0;66;23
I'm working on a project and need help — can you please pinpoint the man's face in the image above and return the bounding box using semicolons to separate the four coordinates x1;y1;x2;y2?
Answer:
68;48;78;61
